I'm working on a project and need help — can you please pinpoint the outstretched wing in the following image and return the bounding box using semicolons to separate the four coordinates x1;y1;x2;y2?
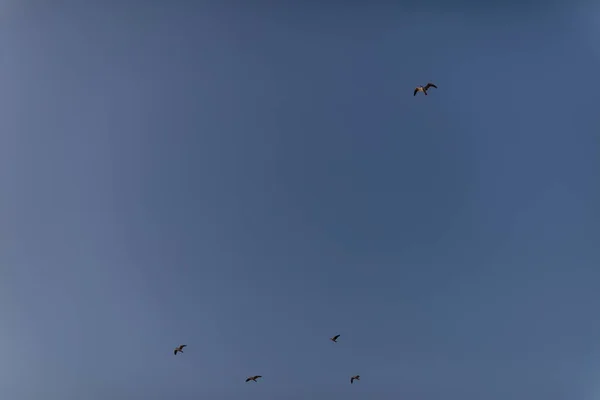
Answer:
332;334;340;341
413;88;419;96
351;377;355;384
424;83;437;89
255;376;262;379
245;378;252;382
174;349;178;355
180;345;187;349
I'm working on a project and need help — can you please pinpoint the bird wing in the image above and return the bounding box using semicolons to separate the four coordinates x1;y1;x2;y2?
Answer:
351;377;355;383
255;376;262;379
425;83;437;89
174;349;178;355
413;88;419;96
180;345;187;349
332;335;340;341
245;378;251;382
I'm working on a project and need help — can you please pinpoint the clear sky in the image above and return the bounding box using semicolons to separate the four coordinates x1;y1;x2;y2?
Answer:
1;1;599;400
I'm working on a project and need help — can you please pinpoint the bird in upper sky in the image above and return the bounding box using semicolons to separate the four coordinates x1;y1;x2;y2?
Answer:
350;375;360;384
413;82;437;96
173;344;186;355
246;375;262;383
330;334;340;343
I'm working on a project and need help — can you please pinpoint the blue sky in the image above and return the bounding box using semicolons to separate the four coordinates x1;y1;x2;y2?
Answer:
1;2;599;400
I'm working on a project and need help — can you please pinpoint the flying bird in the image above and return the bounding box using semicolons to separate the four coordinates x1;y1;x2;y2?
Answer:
173;344;186;355
350;375;360;384
330;334;340;343
414;83;437;96
245;375;262;383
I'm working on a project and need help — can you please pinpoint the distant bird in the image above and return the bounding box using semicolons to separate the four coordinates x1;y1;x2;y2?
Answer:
413;83;437;96
350;375;360;384
173;344;186;355
330;334;340;343
246;375;262;383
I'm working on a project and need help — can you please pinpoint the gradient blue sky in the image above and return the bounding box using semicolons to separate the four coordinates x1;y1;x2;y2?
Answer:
1;2;599;400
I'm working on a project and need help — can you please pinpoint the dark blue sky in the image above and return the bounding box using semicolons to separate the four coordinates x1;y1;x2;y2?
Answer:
1;2;599;400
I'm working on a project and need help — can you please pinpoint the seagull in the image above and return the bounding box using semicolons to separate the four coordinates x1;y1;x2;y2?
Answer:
414;83;438;96
173;344;186;355
245;375;262;383
350;375;360;384
330;334;340;343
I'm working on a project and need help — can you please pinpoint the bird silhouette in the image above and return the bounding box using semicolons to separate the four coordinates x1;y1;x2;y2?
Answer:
173;344;186;355
350;375;360;384
413;82;438;96
330;334;340;343
245;375;262;383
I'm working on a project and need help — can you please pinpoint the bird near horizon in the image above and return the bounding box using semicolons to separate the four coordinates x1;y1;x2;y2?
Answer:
173;344;186;355
245;375;262;383
413;82;437;96
330;334;340;343
350;375;360;384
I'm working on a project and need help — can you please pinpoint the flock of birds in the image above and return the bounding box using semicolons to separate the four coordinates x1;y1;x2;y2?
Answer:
170;82;439;388
172;334;361;385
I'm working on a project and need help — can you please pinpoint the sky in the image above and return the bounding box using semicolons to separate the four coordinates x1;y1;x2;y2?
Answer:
0;1;599;400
